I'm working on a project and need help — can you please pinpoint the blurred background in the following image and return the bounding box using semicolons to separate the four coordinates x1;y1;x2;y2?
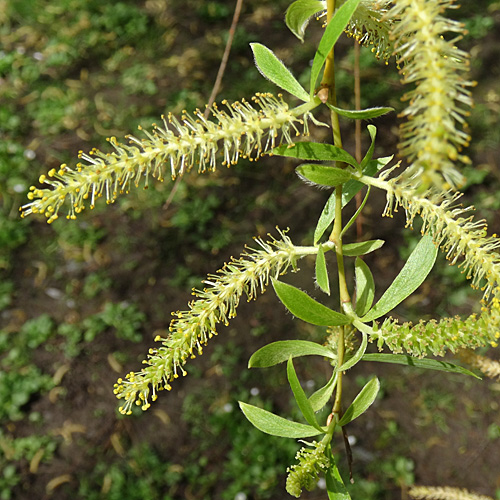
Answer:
1;0;499;498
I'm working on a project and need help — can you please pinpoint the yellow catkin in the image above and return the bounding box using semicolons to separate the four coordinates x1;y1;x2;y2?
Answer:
388;0;474;189
113;230;300;414
20;94;311;222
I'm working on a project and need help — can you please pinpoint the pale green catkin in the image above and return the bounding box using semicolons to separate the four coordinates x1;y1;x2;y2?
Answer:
344;0;394;60
20;93;310;223
286;440;330;498
388;0;474;189
113;231;300;414
410;485;495;500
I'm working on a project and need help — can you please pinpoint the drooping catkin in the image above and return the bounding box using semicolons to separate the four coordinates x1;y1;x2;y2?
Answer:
388;0;474;189
410;485;495;500
113;230;300;414
21;93;310;223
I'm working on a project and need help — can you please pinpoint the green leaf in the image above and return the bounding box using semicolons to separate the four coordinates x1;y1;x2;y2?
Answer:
361;235;438;322
314;191;336;244
315;245;330;295
297;164;353;188
285;0;325;42
249;340;337;368
239;401;323;438
287;358;324;431
313;156;387;244
326;104;393;120
360;125;377;169
337;330;367;372
343;240;384;257
354;257;375;316
362;353;481;379
250;43;310;102
272;278;350;326
272;142;358;168
310;0;362;94
338;376;380;426
326;452;351;500
309;371;338;412
340;185;370;238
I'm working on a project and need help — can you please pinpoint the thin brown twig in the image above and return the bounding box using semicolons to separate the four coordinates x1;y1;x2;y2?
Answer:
163;0;244;212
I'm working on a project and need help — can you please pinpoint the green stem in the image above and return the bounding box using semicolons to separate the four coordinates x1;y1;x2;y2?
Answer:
321;0;352;420
291;96;322;116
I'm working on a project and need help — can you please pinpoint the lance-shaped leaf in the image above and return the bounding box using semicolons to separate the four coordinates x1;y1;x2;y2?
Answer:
326;104;393;120
310;0;362;94
340;185;371;238
309;371;337;412
239;401;324;438
338;376;380;426
354;257;375;316
286;0;325;42
336;330;368;372
362;353;481;379
315;192;336;245
343;239;384;257
297;164;353;187
287;358;324;431
316;245;330;295
360;125;377;170
313;156;391;244
251;43;310;102
272;278;350;326
249;340;336;368
326;453;352;500
273;142;358;168
361;235;438;322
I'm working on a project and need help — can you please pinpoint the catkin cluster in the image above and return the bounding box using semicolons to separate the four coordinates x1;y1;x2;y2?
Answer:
388;0;474;189
382;178;500;299
344;0;394;60
20;93;308;223
113;231;299;414
286;440;330;498
372;300;500;358
410;485;495;500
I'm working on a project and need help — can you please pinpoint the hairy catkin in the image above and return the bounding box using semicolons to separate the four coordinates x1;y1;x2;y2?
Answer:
388;0;474;189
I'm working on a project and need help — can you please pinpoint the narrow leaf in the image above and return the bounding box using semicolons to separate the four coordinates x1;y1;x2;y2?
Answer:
361;235;438;322
287;358;323;431
362;353;481;379
326;453;351;500
341;185;370;237
313;156;387;244
251;43;310;101
315;245;330;295
354;257;375;316
297;164;353;187
310;0;362;94
337;331;367;372
249;340;337;368
273;142;358;168
272;278;350;326
326;104;393;120
314;191;336;244
239;401;323;438
285;0;325;42
309;372;338;412
360;125;377;170
338;376;380;426
343;240;384;257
